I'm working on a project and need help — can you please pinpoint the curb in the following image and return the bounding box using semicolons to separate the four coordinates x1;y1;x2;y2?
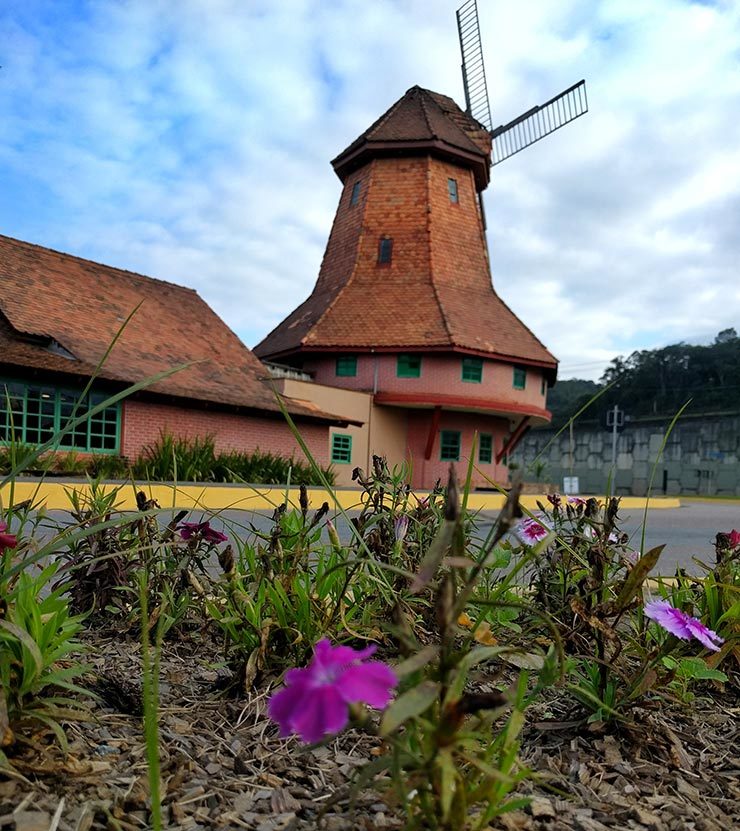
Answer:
1;481;682;512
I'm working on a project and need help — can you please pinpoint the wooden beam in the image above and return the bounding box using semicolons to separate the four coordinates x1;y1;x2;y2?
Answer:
424;406;442;460
496;417;531;464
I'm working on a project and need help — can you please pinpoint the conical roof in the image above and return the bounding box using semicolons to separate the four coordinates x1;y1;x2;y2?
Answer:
332;86;492;190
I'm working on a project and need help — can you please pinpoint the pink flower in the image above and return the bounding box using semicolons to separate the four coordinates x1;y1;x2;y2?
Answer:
644;600;724;652
178;521;228;544
0;522;17;551
567;497;586;507
621;549;639;567
268;639;398;743
516;517;549;546
728;529;740;548
546;493;562;508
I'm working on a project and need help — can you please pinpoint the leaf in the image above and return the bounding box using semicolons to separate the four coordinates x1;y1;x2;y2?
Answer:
379;680;439;736
435;748;458;822
444;646;510;705
501;652;544;670
614;545;665;611
410;519;456;593
0;620;43;677
393;646;440;678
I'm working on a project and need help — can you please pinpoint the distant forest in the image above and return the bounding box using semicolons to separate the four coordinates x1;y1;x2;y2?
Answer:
547;328;740;428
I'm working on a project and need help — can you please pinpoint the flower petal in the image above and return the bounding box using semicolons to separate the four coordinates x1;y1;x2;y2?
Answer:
644;600;692;639
290;685;349;743
0;532;17;549
685;618;724;652
267;682;309;737
335;662;398;709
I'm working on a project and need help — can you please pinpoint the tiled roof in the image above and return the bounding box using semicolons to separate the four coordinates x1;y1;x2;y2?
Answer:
332;86;491;186
0;235;344;423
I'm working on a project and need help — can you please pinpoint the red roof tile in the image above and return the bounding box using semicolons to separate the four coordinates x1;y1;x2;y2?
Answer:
0;235;345;423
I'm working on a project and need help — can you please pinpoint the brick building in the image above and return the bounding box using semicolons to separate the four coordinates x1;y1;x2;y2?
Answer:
0;235;351;468
256;86;558;490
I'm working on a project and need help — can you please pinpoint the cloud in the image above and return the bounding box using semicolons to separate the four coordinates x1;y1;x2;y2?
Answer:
0;0;739;382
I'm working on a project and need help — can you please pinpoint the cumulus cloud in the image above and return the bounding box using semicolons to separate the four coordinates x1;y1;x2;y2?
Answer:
0;0;738;381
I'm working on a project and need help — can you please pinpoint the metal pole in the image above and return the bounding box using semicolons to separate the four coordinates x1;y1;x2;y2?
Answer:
610;404;619;496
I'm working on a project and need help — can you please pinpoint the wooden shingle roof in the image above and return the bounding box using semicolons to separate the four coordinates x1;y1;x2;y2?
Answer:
0;235;343;423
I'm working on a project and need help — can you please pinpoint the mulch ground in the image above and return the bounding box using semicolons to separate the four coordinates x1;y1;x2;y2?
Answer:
1;633;738;831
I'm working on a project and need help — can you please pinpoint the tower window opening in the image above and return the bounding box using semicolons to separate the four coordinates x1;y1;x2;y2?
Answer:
440;430;461;462
513;367;527;390
448;178;459;203
378;237;393;265
350;181;362;206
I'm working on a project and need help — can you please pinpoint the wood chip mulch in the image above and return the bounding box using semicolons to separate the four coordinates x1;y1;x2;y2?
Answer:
1;633;738;831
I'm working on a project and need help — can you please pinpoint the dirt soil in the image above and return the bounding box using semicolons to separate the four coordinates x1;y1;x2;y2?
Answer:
1;633;738;831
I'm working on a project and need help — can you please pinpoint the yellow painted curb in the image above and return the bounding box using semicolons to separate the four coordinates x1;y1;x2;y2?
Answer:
0;480;682;513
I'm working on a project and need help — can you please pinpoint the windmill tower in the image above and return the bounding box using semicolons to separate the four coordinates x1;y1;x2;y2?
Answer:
255;1;588;490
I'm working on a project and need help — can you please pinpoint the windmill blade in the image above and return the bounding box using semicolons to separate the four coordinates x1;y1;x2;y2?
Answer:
456;0;492;131
491;80;588;167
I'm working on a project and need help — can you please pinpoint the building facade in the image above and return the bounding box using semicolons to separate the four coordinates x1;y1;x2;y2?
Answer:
256;86;558;489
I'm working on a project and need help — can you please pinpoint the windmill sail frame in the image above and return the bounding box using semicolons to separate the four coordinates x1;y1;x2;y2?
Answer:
490;80;588;167
456;0;493;131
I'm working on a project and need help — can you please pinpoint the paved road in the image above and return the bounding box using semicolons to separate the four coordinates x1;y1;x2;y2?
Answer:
36;500;738;575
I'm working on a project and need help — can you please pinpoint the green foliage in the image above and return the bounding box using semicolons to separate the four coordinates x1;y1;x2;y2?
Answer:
0;562;91;760
132;431;335;485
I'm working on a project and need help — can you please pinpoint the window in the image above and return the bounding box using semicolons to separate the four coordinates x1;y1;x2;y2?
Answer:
479;434;493;464
0;380;120;453
336;356;357;377
378;237;393;265
461;357;482;383
331;433;352;464
350;181;362;206
513;367;527;390
448;178;459;203
440;430;461;462
541;377;547;396
397;354;421;378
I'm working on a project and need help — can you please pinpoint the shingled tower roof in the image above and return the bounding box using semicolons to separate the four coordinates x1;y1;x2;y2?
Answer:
254;86;557;378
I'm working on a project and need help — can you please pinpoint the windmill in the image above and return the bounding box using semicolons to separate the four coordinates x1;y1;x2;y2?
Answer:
456;0;588;168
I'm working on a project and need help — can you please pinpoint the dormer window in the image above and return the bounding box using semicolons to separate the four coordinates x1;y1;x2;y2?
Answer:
378;237;393;265
350;181;362;206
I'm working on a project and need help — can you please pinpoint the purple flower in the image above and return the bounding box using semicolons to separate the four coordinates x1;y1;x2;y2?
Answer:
546;493;562;508
621;549;639;567
728;529;740;548
0;522;17;551
516;517;550;546
394;515;409;543
268;639;398;744
644;600;724;652
567;496;586;507
178;520;228;544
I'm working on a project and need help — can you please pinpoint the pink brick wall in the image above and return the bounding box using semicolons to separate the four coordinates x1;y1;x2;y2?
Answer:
121;399;330;466
405;410;511;491
306;353;547;409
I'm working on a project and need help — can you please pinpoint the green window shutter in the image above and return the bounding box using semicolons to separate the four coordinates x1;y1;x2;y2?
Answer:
440;430;461;462
479;433;493;464
331;433;352;464
0;379;120;453
461;357;483;383
336;356;357;377
513;367;527;390
397;354;422;378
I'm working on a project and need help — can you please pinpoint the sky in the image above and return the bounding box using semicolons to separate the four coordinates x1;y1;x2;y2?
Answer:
1;0;739;381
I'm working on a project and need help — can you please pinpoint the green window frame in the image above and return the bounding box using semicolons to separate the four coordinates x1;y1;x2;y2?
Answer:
331;433;352;464
440;430;461;462
397;354;421;378
479;433;493;464
336;356;357;377
461;357;483;383
513;367;527;390
0;379;120;453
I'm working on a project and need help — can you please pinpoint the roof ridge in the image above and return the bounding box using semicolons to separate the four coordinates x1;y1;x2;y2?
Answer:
0;234;199;295
417;88;435;137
